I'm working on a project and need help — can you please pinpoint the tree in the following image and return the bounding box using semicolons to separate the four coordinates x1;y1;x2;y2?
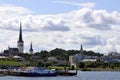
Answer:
50;48;66;56
37;61;44;67
110;64;114;69
78;62;85;68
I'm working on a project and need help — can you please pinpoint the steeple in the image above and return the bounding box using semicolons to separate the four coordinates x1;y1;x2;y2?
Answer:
29;42;33;54
17;22;24;53
80;44;83;51
30;42;33;51
18;22;23;42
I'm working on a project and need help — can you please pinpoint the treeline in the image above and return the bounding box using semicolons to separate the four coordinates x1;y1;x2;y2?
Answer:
8;48;103;67
33;48;103;61
78;61;120;70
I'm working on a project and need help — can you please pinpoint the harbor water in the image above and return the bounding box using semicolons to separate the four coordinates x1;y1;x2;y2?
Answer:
0;71;120;80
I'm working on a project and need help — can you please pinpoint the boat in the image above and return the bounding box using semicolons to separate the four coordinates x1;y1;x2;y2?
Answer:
57;69;77;76
0;73;6;77
9;67;57;77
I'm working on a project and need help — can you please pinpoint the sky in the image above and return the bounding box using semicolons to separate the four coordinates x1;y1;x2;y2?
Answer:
0;0;120;54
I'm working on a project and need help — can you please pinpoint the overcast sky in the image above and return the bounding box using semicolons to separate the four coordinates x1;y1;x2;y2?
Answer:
0;0;120;54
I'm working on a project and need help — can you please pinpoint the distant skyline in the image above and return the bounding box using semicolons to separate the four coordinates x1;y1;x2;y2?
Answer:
0;0;120;54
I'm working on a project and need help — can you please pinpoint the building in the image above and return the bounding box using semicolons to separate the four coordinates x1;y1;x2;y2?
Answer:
29;42;33;54
47;56;57;62
75;53;84;62
9;47;19;54
75;44;84;62
17;23;24;53
69;55;76;67
83;59;97;62
69;44;84;67
57;60;69;66
3;46;19;55
3;23;24;55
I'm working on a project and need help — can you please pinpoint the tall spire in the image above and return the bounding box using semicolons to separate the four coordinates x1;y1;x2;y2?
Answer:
29;42;33;54
18;22;23;42
80;44;83;51
30;42;33;51
17;22;24;53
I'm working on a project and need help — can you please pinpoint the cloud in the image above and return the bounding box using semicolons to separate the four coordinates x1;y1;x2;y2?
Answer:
89;24;111;30
42;20;70;31
91;37;120;54
1;4;120;53
53;1;95;8
0;4;33;18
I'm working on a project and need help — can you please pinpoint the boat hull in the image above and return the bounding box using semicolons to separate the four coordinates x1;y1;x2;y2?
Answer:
9;71;57;77
19;72;57;77
58;72;77;76
57;70;77;76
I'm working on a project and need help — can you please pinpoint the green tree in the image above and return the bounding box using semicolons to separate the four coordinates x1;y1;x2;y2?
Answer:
37;61;44;67
50;48;66;56
78;62;85;68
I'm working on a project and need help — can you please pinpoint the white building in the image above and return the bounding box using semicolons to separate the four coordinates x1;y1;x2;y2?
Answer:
83;59;97;62
47;56;57;62
69;55;76;67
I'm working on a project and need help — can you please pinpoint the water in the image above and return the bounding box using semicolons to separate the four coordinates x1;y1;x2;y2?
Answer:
0;71;120;80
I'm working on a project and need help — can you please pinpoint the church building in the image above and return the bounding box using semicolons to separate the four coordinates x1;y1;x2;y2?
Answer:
3;23;25;55
17;23;24;53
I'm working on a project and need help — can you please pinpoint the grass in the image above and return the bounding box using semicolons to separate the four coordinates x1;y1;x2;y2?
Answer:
0;60;22;66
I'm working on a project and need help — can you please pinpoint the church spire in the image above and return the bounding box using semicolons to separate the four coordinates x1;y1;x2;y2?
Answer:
17;22;24;53
80;44;83;51
18;22;23;42
29;42;33;54
30;42;33;51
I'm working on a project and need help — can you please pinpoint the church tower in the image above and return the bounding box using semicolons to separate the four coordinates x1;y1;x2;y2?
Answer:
80;44;83;51
17;23;24;53
29;42;33;54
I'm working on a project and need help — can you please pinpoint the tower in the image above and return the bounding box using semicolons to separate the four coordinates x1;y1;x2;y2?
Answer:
29;42;33;54
80;44;83;51
17;23;24;53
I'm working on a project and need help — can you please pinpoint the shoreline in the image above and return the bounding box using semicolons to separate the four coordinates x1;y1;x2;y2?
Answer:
80;68;120;71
